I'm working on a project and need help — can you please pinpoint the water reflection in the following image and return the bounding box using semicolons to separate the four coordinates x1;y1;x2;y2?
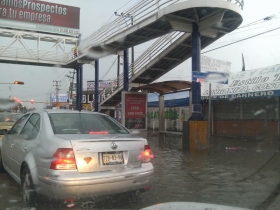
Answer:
0;133;280;209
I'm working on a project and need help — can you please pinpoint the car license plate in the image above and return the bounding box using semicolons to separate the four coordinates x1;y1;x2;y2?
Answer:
102;152;124;165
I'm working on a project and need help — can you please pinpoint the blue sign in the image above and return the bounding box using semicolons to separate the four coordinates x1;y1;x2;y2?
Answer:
50;94;68;102
192;71;207;82
192;71;228;84
202;90;278;100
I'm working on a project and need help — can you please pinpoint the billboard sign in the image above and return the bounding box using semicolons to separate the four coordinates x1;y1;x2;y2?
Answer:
202;64;280;99
193;71;229;84
122;92;147;130
201;55;231;73
0;0;80;36
87;80;115;91
50;93;68;102
200;56;231;95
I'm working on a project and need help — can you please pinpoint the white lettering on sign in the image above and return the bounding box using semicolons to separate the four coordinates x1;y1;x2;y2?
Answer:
202;91;275;99
1;0;68;15
131;106;140;110
82;95;86;103
202;64;280;97
50;94;68;102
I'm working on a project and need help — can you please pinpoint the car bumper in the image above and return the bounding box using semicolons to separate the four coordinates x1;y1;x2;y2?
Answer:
37;163;154;199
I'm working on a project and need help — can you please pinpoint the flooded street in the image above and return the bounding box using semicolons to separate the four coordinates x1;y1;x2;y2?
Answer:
1;133;280;209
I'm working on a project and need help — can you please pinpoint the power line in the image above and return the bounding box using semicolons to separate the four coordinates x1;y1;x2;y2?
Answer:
100;57;118;80
222;19;280;38
187;14;279;49
236;14;277;30
106;0;136;23
202;26;280;54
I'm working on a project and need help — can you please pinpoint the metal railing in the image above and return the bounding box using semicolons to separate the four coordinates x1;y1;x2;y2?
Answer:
62;0;244;65
0;46;67;63
228;0;244;9
78;0;244;53
97;0;244;105
0;0;243;66
98;31;185;104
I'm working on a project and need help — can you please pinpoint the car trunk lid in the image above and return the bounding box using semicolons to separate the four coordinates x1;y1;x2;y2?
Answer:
56;134;144;173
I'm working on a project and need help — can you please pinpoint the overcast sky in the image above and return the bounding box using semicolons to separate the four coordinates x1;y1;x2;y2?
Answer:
0;0;280;110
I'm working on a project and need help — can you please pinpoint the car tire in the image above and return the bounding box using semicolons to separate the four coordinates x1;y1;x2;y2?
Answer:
22;167;37;206
0;149;5;173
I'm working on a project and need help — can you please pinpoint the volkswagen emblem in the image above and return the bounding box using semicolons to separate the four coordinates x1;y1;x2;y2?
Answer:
111;142;118;150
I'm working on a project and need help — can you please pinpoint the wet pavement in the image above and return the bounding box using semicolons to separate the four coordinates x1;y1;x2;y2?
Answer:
1;132;280;209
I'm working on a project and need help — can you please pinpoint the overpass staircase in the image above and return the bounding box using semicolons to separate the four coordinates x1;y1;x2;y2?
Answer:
95;0;244;111
0;0;244;108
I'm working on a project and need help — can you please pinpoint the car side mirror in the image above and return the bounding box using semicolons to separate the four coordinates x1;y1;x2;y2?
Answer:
0;129;7;135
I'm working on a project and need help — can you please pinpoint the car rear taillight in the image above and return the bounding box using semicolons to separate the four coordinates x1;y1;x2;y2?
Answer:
138;145;154;163
50;148;77;170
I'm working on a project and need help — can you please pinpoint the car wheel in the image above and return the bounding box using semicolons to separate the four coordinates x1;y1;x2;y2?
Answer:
22;167;37;205
0;149;5;172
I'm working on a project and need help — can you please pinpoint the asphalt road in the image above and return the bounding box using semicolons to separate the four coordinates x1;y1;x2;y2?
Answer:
1;134;280;210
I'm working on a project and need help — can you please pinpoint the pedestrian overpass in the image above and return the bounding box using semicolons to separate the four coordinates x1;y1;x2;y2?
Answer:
86;0;243;111
0;0;244;110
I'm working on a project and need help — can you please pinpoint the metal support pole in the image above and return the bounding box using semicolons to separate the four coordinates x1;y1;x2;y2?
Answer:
131;46;134;76
278;97;280;135
117;55;120;88
79;65;83;111
189;22;204;121
159;94;165;144
240;99;243;137
76;68;80;110
189;90;192;117
95;59;99;112
208;83;211;142
131;19;135;76
123;49;129;92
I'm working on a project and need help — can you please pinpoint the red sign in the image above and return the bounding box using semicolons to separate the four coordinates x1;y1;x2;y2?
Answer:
0;0;80;35
124;93;146;129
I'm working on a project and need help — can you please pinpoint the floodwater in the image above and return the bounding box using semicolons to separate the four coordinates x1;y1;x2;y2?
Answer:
1;133;280;209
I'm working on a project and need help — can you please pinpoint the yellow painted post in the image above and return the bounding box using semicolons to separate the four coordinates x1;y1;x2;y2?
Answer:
189;121;209;153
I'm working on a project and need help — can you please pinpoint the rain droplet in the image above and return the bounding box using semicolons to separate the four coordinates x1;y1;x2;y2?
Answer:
254;109;265;116
9;199;19;203
67;203;75;208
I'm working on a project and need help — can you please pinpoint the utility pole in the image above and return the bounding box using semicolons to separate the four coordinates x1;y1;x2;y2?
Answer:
53;80;61;107
65;71;76;108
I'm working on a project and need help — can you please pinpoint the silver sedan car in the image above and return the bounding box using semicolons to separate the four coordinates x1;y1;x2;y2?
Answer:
0;110;154;206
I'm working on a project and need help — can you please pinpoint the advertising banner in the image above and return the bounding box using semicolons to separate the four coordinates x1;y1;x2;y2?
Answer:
50;93;68;102
0;0;80;36
201;64;280;99
87;80;115;91
122;92;147;129
201;55;231;73
192;71;228;84
200;56;231;95
82;93;94;104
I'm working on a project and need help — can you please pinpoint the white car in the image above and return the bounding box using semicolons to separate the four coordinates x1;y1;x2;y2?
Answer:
0;110;154;206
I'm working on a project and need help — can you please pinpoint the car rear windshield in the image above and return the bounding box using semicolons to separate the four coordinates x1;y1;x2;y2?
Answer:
49;113;130;134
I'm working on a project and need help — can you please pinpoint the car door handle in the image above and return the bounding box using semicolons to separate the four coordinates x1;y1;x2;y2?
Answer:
23;147;28;152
